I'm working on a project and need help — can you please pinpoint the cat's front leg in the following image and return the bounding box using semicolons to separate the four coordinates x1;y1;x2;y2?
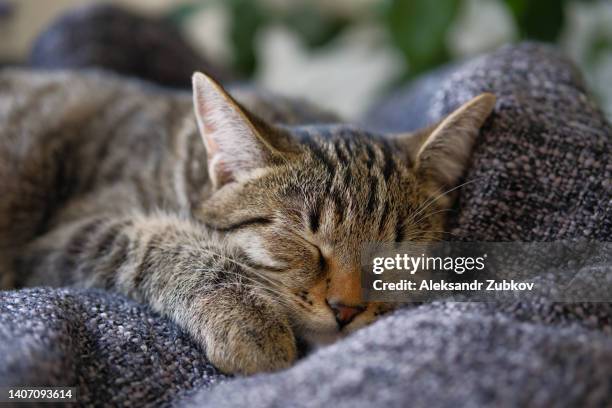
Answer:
181;285;297;375
19;213;297;375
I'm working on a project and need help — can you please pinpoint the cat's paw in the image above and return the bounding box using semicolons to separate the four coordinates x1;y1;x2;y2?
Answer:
196;296;298;375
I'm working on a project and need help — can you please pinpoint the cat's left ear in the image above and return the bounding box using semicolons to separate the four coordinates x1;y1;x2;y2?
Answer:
192;72;290;189
395;93;496;189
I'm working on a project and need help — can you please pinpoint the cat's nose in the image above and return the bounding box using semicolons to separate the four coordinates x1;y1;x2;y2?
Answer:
328;301;365;329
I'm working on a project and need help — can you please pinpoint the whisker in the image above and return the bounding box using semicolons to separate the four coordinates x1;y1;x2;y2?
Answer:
408;177;483;225
410;208;455;228
201;268;309;311
238;284;306;312
194;247;289;288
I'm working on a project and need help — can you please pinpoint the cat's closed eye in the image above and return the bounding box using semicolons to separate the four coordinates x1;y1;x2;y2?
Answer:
316;246;327;272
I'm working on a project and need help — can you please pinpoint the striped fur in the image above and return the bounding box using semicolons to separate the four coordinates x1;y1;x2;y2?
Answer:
0;69;495;374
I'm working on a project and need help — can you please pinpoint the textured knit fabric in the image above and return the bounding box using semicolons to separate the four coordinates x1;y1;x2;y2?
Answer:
1;43;611;407
0;288;225;406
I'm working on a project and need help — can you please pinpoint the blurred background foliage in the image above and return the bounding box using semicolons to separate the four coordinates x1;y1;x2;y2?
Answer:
162;0;612;118
1;0;611;118
169;0;611;78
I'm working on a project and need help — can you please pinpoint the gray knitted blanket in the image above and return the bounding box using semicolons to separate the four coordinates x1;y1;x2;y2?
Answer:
1;43;611;407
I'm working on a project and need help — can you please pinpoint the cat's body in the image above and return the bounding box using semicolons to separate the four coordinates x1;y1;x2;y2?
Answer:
0;69;495;374
0;69;335;287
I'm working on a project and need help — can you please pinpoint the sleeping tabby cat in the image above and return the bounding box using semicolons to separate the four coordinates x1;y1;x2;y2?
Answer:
0;69;495;374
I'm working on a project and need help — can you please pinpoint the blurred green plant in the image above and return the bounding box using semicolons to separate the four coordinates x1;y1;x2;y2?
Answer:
504;0;565;41
168;0;609;80
226;0;265;75
382;0;580;78
382;0;460;78
169;0;348;76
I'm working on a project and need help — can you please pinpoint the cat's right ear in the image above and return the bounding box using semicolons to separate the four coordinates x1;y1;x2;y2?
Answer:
192;72;288;189
394;93;496;190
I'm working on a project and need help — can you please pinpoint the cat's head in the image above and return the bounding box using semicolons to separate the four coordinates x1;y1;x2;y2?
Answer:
192;72;495;345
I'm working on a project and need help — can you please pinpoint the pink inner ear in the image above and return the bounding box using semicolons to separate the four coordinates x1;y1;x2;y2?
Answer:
197;99;216;133
195;94;221;156
211;158;235;186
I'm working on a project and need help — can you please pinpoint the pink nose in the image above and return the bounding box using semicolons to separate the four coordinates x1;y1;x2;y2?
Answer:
328;301;365;329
